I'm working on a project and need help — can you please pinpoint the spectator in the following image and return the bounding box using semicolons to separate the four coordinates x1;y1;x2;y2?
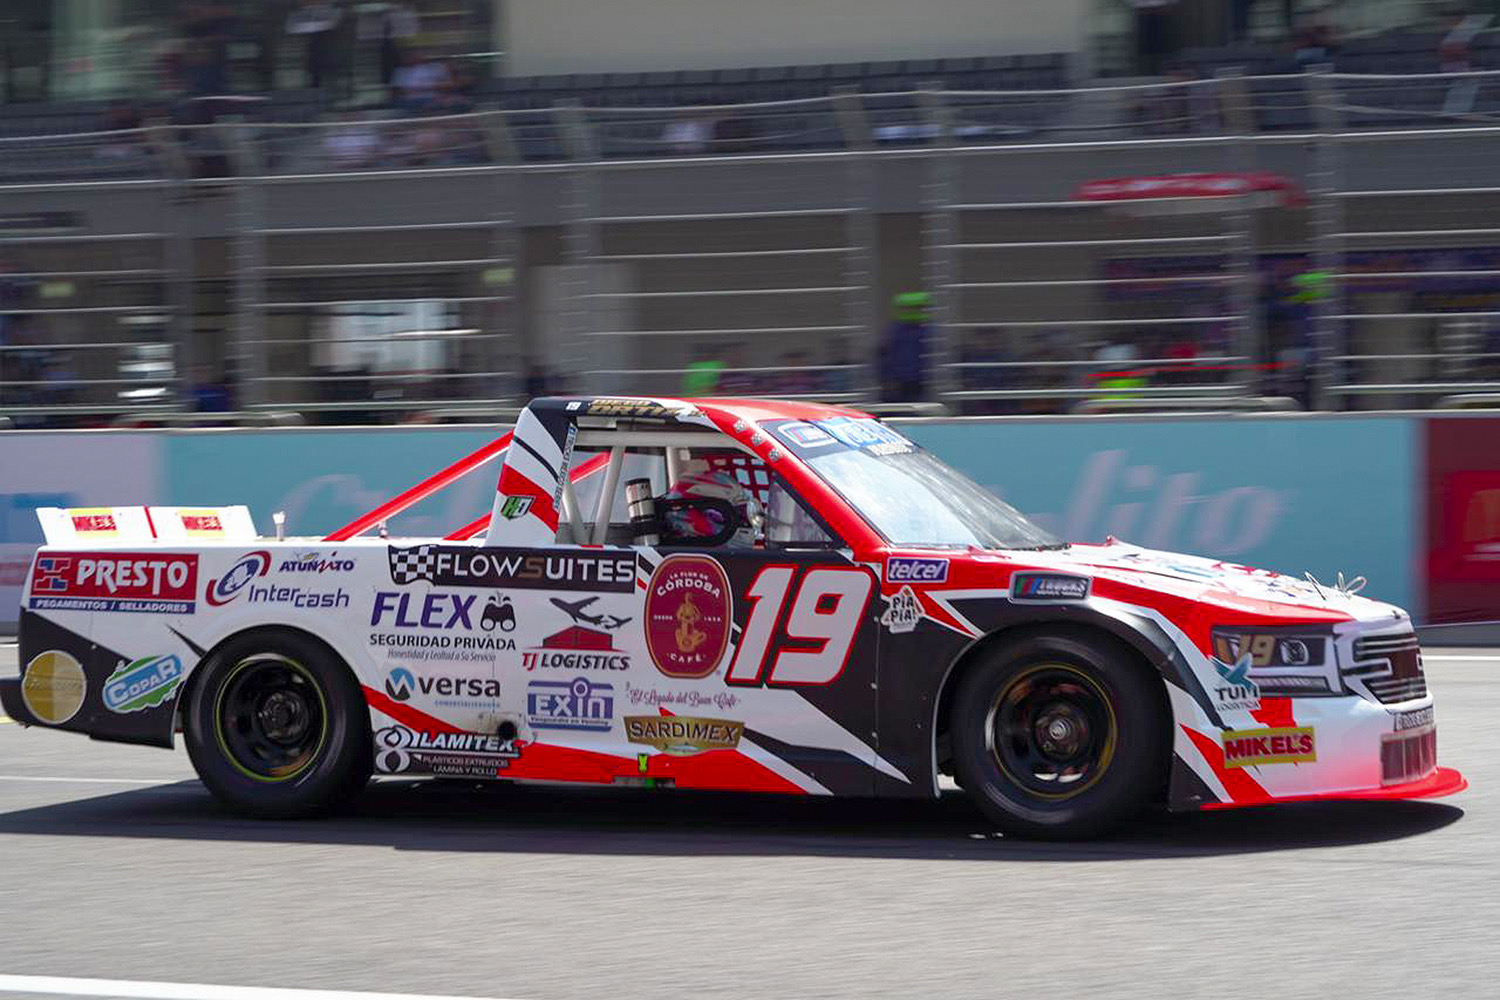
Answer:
663;111;714;154
323;112;380;169
181;2;237;96
1292;14;1338;69
286;1;343;91
392;50;454;112
360;2;420;96
879;292;930;402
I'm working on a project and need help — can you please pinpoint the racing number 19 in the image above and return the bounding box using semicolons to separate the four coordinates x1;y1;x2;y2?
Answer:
727;566;874;686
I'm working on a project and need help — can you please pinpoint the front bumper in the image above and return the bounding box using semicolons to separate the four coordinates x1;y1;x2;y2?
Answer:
1200;765;1467;810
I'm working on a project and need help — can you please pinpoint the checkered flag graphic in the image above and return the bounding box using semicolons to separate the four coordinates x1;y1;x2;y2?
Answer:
388;544;439;584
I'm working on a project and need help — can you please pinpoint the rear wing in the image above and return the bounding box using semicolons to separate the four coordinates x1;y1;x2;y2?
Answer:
37;506;257;546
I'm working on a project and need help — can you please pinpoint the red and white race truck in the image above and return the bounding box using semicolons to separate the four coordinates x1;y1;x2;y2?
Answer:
0;396;1465;837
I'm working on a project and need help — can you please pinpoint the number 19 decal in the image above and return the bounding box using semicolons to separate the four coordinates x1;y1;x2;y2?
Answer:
727;566;875;687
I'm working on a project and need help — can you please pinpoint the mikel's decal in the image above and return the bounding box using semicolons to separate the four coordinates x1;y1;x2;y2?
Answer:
1010;572;1091;601
527;677;614;732
102;654;185;714
1221;726;1317;768
21;650;86;725
498;495;534;520
69;509;119;535
886;557;948;584
29;552;198;615
645;554;732;679
372;724;520;778
387;545;635;593
625;715;744;755
880;585;923;634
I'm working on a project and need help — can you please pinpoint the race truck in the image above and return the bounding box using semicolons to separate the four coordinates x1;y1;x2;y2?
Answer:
0;396;1466;838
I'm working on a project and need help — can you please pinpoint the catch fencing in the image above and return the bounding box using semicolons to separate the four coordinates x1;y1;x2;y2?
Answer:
3;68;1500;424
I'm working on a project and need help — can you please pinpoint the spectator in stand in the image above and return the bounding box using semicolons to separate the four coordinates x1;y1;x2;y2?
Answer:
663;110;715;154
323;113;380;169
361;2;420;98
286;1;343;92
879;291;930;402
392;50;454;112
776;350;819;397
1292;13;1338;69
181;2;237;97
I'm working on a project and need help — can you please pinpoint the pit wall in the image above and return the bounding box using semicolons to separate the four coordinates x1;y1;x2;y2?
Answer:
2;414;1496;631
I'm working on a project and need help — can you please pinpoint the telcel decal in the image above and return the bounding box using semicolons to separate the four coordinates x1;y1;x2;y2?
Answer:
886;557;948;584
1221;726;1317;768
102;654;185;714
625;715;744;755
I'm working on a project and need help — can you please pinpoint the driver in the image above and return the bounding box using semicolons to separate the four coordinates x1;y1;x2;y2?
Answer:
661;459;762;547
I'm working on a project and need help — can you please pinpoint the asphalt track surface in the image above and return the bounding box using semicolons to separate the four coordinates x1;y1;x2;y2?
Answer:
0;643;1496;1000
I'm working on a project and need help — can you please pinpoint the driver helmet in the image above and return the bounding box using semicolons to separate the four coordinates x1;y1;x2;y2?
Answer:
663;459;762;547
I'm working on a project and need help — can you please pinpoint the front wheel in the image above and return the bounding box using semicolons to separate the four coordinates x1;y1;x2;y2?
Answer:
950;632;1165;839
184;629;372;819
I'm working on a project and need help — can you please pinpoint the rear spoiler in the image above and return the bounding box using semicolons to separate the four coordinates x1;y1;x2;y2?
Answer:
36;506;257;546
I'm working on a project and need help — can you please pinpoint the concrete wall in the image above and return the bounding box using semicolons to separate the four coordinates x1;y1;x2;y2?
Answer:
504;0;1087;76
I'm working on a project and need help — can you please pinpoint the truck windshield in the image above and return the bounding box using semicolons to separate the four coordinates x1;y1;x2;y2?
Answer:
765;418;1060;549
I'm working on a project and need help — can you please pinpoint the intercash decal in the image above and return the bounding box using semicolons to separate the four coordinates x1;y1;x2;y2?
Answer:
209;550;350;609
1221;726;1317;768
103;654;185;714
1010;572;1091;601
387;545;636;593
372;724;519;779
29;552;198;614
204;551;270;606
625;715;744;755
644;554;732;679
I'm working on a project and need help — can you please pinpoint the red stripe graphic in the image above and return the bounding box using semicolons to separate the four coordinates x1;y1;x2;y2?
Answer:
1182;724;1271;806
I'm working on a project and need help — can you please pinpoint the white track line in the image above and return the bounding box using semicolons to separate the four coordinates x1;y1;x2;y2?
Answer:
0;775;169;785
0;976;522;1000
1425;654;1500;661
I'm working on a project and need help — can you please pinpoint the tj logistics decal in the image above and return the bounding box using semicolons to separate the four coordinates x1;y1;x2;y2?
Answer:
103;654;185;714
29;553;198;614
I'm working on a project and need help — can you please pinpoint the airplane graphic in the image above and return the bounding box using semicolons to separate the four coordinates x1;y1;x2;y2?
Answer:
551;596;633;630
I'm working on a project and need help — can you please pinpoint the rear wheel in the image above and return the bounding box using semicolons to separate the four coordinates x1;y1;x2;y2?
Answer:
951;632;1165;839
184;629;371;819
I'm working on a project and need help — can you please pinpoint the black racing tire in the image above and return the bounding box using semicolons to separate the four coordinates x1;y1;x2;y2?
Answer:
950;631;1166;840
184;628;372;819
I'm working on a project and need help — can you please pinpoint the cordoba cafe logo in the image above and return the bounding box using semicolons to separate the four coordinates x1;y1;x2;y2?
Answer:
644;554;731;679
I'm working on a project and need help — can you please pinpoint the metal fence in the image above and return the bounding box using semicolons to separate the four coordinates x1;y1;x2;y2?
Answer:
4;67;1500;425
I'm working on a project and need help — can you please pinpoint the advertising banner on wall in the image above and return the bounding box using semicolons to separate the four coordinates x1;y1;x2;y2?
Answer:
903;417;1418;614
0;416;1422;630
0;433;164;628
1425;416;1500;626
